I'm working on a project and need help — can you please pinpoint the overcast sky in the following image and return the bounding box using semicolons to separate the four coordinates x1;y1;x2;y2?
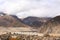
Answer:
0;0;60;18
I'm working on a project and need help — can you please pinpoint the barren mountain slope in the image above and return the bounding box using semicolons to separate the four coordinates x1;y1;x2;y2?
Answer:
0;13;29;27
23;16;51;27
39;16;60;34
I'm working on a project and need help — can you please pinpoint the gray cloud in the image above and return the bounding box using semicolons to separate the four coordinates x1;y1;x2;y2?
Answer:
0;0;60;18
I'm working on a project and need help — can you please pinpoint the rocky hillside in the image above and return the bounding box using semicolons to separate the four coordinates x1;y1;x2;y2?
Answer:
0;12;28;27
39;15;60;34
22;16;51;27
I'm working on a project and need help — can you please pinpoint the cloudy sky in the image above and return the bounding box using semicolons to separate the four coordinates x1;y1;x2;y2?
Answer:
0;0;60;18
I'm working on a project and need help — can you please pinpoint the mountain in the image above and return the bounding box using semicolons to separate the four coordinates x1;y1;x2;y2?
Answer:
39;15;60;33
52;15;60;23
22;16;51;27
0;12;28;27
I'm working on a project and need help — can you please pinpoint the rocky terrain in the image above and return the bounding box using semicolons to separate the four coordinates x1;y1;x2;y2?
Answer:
0;12;52;28
0;12;60;40
0;12;60;33
39;15;60;34
22;16;51;27
0;12;29;27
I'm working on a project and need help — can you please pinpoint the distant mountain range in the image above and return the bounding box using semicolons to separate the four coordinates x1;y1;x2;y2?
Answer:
0;12;60;29
22;16;51;27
